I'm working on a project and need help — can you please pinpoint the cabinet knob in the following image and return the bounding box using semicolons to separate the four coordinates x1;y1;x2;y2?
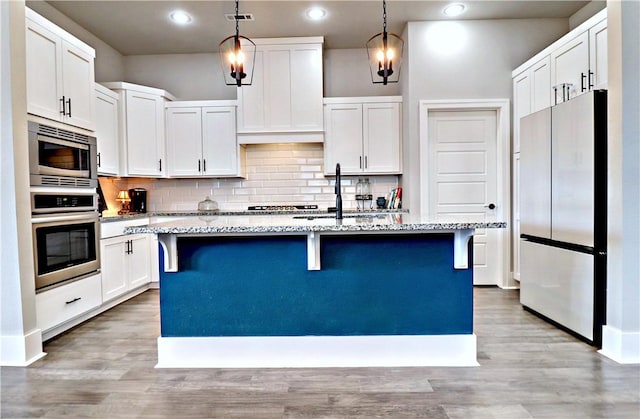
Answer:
485;203;496;210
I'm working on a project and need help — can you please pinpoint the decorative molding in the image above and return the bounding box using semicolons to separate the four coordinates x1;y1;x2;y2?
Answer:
599;325;640;364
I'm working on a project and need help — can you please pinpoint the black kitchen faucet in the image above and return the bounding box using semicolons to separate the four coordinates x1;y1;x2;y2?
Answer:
335;163;343;220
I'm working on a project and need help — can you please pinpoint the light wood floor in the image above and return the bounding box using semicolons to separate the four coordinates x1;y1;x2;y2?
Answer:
2;288;639;418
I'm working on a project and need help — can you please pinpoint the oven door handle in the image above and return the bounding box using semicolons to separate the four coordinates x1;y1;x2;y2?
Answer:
31;212;99;225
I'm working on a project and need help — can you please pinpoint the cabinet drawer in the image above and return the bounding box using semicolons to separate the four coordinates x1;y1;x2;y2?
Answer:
100;218;149;239
36;274;102;332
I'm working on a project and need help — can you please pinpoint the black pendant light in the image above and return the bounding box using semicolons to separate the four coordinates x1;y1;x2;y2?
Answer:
219;0;256;86
366;0;404;85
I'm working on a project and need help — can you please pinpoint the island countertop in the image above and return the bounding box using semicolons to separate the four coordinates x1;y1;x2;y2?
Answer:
123;213;506;235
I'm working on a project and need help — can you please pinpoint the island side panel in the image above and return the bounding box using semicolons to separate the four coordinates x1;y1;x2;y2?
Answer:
159;233;473;337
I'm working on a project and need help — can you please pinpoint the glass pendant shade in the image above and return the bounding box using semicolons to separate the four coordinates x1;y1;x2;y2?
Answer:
366;31;403;85
219;34;256;86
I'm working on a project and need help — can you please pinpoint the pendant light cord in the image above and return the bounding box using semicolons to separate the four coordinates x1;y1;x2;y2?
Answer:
235;0;240;37
382;0;387;34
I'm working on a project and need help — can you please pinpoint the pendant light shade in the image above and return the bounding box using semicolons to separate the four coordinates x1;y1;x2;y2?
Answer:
366;0;404;85
219;0;256;87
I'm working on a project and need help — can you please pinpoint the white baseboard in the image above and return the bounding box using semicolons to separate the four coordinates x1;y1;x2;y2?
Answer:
156;334;478;368
0;328;46;366
599;325;640;364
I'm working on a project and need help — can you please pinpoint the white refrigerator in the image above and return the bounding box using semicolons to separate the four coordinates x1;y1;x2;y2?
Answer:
519;90;607;346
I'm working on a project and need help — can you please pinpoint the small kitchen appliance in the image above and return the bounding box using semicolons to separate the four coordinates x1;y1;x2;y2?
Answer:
128;188;147;213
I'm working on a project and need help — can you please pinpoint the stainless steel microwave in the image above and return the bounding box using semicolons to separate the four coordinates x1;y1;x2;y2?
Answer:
28;121;98;188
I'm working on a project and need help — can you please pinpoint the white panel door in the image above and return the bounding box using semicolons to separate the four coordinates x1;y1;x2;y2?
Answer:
363;102;401;174
323;104;363;175
202;106;238;176
519;108;552;239
125;91;164;176
589;20;608;90
61;40;95;130
551;93;595;247
25;19;63;122
428;110;499;285
166;107;203;177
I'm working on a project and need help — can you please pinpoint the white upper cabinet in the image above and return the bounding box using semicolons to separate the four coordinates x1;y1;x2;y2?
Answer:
237;37;324;144
25;8;96;131
324;97;402;176
95;83;119;175
101;82;175;177
551;31;589;103
165;101;244;178
589;19;608;90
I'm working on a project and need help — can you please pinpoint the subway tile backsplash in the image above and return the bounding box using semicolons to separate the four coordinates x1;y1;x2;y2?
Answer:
100;143;399;214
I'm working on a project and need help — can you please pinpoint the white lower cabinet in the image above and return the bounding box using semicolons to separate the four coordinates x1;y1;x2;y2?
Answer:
36;274;102;333
101;234;152;302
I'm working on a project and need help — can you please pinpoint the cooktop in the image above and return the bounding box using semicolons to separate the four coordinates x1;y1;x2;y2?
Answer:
248;205;318;211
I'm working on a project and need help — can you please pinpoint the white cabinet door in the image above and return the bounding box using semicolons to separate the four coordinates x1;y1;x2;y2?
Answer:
237;50;265;131
100;237;128;302
101;234;151;302
265;47;292;130
237;39;323;136
95;86;119;175
323;104;363;175
124;90;165;177
25;18;63;123
61;40;95;130
530;56;551;113
166;107;203;177
551;31;589;103
512;70;531;154
589;20;608;90
128;235;152;289
363;102;401;174
25;14;95;131
202;106;238;176
290;45;323;131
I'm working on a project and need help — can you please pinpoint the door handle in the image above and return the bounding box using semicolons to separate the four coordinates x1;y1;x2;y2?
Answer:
485;203;496;210
60;96;66;115
66;98;72;117
581;72;587;92
97;152;101;167
198;160;201;172
203;159;206;172
588;70;594;89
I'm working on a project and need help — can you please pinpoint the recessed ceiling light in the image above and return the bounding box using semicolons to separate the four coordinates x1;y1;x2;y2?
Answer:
443;3;466;17
170;10;192;25
306;7;327;21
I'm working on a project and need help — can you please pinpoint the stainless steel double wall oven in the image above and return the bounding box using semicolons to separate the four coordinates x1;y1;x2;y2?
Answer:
28;121;100;291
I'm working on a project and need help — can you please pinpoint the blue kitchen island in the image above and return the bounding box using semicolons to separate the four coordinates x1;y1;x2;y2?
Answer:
126;213;505;368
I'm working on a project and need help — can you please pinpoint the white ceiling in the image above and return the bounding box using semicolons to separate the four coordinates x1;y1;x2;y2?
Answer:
39;0;596;55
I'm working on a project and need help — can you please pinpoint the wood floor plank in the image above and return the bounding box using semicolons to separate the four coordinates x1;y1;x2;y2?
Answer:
1;288;639;418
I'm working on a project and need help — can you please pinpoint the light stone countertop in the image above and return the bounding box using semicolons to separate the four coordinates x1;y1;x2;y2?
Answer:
123;213;506;235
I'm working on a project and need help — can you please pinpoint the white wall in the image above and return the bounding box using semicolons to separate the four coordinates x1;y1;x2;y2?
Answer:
601;0;640;364
124;53;235;100
323;48;401;97
25;0;125;82
1;0;43;366
401;18;569;214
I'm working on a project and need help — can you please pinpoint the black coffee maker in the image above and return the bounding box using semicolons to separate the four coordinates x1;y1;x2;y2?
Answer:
128;188;147;213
